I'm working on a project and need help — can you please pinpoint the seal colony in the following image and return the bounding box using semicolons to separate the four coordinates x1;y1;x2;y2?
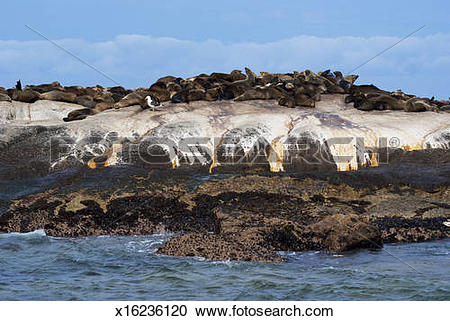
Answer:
1;68;448;122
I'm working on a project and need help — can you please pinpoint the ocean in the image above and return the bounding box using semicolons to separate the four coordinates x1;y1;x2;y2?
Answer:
0;230;448;300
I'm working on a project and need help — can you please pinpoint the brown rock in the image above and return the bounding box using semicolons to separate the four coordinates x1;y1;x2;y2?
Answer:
307;214;382;252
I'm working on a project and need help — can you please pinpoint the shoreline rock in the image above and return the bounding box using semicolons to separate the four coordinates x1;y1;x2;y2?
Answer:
1;172;448;262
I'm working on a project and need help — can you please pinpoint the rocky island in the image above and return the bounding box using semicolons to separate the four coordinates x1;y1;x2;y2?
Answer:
0;68;449;262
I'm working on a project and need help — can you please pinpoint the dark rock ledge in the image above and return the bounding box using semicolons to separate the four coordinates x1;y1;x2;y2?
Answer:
1;173;448;263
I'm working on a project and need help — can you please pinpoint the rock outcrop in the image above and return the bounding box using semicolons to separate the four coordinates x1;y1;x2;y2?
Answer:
1;71;449;263
0;173;448;262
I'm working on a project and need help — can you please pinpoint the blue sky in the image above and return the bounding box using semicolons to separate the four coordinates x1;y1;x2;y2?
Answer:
0;0;448;98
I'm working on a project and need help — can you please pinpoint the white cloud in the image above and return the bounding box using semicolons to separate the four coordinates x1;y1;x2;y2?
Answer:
0;33;449;99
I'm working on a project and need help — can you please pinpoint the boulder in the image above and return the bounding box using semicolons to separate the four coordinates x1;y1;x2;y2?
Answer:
308;214;382;252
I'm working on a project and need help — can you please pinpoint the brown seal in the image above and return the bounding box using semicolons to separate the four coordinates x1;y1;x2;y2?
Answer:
40;90;77;103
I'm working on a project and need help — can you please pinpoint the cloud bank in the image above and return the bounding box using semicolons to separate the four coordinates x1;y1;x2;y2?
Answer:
0;33;449;99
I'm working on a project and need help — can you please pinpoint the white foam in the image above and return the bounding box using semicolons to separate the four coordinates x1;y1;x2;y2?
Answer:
0;229;46;238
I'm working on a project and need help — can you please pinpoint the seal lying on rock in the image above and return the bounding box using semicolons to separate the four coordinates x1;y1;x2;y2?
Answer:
0;93;11;102
345;84;443;112
0;87;11;102
40;90;77;104
405;97;432;112
24;81;62;94
63;108;97;122
9;89;40;103
234;86;283;101
114;92;145;109
76;95;97;108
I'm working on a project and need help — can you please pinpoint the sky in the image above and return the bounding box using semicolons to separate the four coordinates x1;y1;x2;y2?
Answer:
0;0;448;99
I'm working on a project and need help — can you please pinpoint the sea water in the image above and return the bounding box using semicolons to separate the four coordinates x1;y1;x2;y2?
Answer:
0;230;448;300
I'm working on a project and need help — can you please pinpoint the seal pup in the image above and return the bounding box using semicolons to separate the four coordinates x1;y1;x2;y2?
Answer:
144;95;161;111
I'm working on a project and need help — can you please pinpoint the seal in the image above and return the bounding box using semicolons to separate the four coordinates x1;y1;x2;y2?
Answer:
63;108;97;122
405;98;431;112
25;81;61;94
11;89;40;103
149;82;170;102
171;89;189;104
234;86;283;101
187;89;205;102
76;95;97;108
114;92;144;109
40;90;77;103
0;93;11;102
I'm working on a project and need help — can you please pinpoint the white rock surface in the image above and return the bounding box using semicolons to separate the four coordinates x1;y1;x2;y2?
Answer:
1;95;449;173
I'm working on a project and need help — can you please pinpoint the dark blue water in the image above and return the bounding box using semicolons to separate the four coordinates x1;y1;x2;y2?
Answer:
0;230;448;300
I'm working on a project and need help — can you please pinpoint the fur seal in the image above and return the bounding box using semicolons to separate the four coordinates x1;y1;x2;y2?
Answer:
204;87;223;101
63;108;97;122
25;81;62;94
405;98;430;112
76;95;97;108
15;80;22;91
40;90;77;103
230;70;247;81
11;89;40;103
171;89;189;103
0;93;11;102
108;86;131;102
232;67;257;87
63;86;87;96
156;76;177;84
209;72;233;83
149;82;170;102
187;89;206;101
114;92;144;109
234;86;283;101
278;96;296;108
95;102;114;112
294;91;315;107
